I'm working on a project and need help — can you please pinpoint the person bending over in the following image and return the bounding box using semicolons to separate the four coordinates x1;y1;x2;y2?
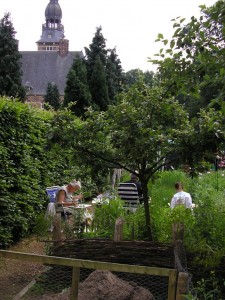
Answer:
55;179;83;220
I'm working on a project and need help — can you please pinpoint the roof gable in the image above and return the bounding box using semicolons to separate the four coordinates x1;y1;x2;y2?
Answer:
20;51;83;95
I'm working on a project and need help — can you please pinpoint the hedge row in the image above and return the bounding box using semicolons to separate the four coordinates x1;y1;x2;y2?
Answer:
0;98;76;247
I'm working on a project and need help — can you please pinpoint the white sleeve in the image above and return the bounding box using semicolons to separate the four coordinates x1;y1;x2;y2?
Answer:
170;197;176;209
185;194;193;209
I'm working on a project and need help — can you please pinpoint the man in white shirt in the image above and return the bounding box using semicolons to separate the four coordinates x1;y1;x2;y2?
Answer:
170;182;193;209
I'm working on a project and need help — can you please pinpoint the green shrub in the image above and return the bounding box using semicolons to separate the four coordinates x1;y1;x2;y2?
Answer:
123;206;148;240
185;271;223;300
91;198;125;238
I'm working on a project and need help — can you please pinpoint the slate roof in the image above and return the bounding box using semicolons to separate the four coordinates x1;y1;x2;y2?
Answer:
20;51;83;95
36;26;65;43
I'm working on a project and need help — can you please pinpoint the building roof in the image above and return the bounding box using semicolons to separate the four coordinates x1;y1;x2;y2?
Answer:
20;51;83;96
36;26;65;43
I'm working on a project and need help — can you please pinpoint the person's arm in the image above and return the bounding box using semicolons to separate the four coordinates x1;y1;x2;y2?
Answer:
56;190;66;204
56;190;78;207
185;194;193;209
170;196;176;209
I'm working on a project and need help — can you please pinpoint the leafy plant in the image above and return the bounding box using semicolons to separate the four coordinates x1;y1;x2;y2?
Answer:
89;198;125;239
62;209;86;240
123;206;148;240
185;271;223;300
33;213;52;238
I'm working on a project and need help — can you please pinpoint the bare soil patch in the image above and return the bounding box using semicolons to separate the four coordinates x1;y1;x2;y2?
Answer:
0;236;46;299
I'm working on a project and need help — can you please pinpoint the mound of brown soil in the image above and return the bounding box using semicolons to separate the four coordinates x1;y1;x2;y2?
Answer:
42;270;155;300
78;270;155;300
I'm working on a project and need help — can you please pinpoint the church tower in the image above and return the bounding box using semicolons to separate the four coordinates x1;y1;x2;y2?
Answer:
36;0;69;56
21;0;83;105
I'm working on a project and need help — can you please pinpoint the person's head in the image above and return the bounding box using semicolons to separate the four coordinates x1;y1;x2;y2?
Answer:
175;182;183;191
67;179;81;193
130;173;138;181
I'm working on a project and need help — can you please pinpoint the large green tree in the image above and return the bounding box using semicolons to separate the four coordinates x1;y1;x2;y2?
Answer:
50;79;225;239
150;0;225;117
51;81;195;239
85;26;124;108
0;13;25;100
65;27;124;112
85;26;108;79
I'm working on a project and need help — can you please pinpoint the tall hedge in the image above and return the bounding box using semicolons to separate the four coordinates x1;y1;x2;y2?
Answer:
0;97;54;247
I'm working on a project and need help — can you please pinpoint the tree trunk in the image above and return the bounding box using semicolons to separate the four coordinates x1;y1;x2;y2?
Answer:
142;181;153;241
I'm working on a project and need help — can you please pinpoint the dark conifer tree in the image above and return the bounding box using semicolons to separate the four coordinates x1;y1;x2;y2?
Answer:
64;27;124;111
64;57;92;117
0;13;25;100
106;48;125;103
85;26;108;80
89;55;109;111
85;26;125;109
44;82;61;110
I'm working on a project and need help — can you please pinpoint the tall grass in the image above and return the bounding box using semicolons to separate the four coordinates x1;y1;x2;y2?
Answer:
149;170;193;203
149;170;193;242
150;170;225;254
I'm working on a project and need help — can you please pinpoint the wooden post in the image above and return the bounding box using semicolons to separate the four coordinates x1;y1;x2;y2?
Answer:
71;266;80;300
168;269;177;300
172;223;184;244
114;217;124;242
176;272;189;300
53;213;62;247
174;240;187;272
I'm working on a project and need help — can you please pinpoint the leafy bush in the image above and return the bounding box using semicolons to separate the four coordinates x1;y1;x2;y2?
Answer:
91;198;125;238
185;271;224;300
81;199;149;241
186;172;225;268
123;206;148;240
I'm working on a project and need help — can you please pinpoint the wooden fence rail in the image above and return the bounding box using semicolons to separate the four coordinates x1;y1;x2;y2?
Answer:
0;250;178;300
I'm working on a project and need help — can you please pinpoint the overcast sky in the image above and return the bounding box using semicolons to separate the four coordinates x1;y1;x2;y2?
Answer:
0;0;216;71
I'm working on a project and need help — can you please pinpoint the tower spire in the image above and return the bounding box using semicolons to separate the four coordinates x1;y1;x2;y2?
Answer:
45;0;62;30
36;0;69;54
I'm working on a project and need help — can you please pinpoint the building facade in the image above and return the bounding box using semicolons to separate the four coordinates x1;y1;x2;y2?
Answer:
21;0;83;106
